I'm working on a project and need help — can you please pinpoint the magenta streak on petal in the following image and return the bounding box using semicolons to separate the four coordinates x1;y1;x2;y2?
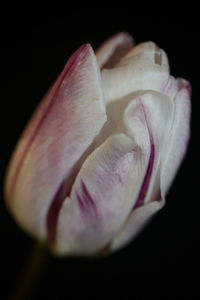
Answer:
185;82;192;97
76;180;97;216
133;103;155;210
47;172;78;241
8;44;89;202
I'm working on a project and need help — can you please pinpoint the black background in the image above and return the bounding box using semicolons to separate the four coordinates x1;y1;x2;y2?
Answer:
1;3;199;300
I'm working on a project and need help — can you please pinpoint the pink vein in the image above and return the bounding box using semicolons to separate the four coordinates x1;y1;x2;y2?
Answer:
133;102;155;209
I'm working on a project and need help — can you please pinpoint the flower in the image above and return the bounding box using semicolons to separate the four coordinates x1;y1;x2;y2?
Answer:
4;32;191;256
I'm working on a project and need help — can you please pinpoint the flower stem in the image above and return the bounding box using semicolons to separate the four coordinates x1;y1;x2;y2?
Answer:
10;242;50;300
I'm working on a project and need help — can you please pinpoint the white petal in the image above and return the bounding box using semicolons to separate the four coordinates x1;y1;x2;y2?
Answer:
120;41;169;71
102;42;170;104
5;44;106;240
95;32;134;69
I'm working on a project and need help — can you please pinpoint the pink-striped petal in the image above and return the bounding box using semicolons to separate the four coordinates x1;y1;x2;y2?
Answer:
5;44;107;240
54;133;148;255
110;91;174;251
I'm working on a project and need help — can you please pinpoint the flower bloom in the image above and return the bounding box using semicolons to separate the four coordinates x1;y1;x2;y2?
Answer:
4;32;191;256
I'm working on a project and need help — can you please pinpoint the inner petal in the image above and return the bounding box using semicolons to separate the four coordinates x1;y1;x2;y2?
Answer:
101;42;169;105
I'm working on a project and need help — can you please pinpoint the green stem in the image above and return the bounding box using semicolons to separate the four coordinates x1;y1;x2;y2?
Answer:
10;242;51;300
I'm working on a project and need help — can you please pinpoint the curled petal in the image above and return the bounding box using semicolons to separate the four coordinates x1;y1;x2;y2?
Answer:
54;134;149;255
5;44;107;239
111;84;191;252
95;32;134;69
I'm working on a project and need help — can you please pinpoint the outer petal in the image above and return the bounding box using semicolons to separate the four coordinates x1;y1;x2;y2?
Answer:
5;44;107;240
160;79;191;195
111;91;174;251
102;42;170;104
95;32;134;69
54;134;149;255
